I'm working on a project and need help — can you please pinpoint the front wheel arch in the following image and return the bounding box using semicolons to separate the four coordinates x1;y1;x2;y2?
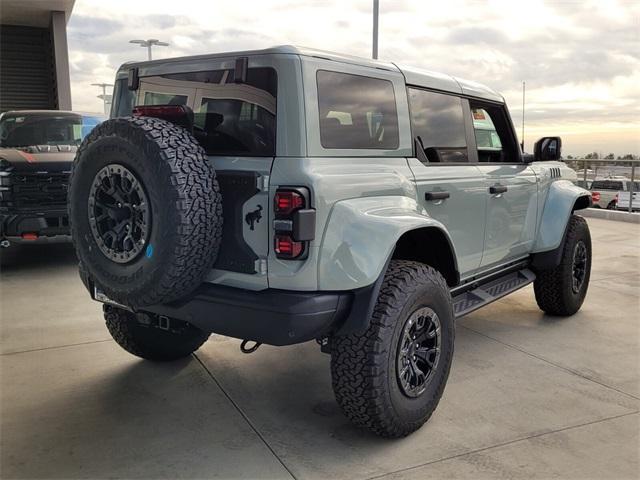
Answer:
573;194;592;212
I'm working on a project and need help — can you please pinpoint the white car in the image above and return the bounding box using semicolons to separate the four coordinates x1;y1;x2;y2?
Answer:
590;178;639;209
616;191;640;212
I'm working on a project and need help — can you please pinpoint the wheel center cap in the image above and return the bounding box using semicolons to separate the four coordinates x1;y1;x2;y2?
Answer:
110;206;130;222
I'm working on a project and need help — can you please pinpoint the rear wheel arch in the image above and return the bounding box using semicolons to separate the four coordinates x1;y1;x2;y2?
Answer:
334;226;459;337
392;226;460;287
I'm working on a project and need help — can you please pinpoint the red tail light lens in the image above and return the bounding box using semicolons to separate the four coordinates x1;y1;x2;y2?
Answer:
592;192;601;202
132;105;194;130
274;191;305;216
133;104;188;118
21;232;38;241
274;235;303;258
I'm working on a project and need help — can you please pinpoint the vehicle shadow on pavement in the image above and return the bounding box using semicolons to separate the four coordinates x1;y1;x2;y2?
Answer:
2;355;273;479
0;243;77;273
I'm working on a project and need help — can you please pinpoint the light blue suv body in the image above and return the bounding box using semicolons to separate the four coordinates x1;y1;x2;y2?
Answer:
80;45;594;437
106;45;591;344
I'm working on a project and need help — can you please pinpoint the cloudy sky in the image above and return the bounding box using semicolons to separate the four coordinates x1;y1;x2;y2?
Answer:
67;0;639;156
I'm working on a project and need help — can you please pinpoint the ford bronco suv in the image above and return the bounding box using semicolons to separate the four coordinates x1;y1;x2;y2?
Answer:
0;110;103;247
69;46;592;438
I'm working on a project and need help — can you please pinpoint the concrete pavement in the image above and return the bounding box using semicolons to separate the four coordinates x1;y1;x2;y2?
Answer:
1;217;638;479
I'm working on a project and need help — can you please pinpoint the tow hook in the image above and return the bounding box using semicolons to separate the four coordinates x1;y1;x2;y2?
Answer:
240;339;262;354
157;315;170;330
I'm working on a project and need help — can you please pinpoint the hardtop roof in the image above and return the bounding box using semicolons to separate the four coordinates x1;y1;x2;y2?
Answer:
116;45;504;103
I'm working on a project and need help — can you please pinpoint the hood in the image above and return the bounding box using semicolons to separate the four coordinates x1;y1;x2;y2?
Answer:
0;146;75;173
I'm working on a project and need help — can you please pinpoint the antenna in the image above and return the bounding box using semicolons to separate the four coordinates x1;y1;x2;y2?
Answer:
521;81;525;152
372;0;379;59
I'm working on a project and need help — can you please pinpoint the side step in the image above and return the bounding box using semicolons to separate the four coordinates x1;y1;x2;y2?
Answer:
452;268;536;319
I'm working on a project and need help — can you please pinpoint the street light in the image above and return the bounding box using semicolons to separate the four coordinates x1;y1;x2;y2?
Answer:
129;39;169;61
91;83;113;115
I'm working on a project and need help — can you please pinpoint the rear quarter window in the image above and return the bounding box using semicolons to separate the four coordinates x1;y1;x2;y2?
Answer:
317;70;399;150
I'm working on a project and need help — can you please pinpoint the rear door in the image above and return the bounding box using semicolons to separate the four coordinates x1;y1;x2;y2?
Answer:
469;104;538;268
407;87;487;276
135;58;282;290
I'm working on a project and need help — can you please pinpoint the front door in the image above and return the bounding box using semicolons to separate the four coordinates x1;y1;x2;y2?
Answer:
470;105;538;268
407;88;487;276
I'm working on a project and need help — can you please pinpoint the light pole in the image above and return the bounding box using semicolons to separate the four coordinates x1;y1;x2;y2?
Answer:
129;39;169;61
521;81;525;152
372;0;379;59
91;83;113;115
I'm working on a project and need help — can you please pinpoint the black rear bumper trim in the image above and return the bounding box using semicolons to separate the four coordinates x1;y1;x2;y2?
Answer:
139;283;353;346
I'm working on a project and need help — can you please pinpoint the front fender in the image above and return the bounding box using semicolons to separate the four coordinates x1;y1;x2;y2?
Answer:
318;196;455;290
534;180;591;252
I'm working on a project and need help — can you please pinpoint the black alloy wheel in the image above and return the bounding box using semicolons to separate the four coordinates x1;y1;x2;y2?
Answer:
88;164;150;264
396;306;441;398
571;240;587;294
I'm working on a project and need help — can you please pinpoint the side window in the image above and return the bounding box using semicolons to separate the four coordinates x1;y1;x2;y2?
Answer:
470;103;520;163
317;70;399;150
472;108;502;149
408;88;468;163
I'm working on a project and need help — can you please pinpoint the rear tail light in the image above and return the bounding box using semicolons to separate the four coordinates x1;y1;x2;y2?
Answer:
592;191;601;202
21;232;38;241
273;187;315;260
274;190;305;216
274;235;304;257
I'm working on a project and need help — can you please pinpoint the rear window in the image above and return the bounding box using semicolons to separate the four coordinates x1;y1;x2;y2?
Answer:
114;67;277;157
591;180;624;190
317;70;399;150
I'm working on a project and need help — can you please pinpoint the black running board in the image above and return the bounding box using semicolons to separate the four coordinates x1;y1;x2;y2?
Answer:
452;268;535;318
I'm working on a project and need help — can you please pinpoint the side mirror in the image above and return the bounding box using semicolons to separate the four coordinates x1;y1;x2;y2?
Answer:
534;136;562;161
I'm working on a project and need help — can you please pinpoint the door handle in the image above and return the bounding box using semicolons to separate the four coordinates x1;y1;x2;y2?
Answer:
425;191;450;201
489;185;508;195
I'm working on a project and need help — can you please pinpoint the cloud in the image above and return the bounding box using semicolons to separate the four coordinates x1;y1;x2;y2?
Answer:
67;0;640;155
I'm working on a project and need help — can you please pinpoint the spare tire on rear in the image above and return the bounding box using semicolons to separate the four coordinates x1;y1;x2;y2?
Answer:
69;116;222;308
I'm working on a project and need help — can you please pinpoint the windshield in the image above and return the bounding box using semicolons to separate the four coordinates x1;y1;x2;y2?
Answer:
0;113;104;148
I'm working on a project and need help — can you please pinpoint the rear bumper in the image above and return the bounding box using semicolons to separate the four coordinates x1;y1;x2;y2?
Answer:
94;282;354;346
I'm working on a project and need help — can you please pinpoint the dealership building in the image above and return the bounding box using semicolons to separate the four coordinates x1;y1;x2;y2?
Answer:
0;0;74;112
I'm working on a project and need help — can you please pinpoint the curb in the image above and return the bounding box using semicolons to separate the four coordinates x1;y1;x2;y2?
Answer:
580;208;640;224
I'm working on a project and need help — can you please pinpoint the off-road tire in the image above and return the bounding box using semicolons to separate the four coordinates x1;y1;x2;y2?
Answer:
104;305;209;361
534;215;591;316
69;116;222;308
331;260;455;438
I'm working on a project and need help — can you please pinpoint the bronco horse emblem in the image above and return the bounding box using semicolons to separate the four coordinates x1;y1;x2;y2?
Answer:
245;205;263;231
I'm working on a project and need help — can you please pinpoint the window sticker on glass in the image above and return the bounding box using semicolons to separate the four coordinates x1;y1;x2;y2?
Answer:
473;110;486;120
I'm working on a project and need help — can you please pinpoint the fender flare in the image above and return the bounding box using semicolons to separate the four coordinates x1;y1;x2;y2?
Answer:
531;180;591;270
318;196;459;336
318;195;458;291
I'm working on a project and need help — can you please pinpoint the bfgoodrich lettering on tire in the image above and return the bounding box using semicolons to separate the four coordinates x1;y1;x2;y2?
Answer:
69;116;223;308
330;260;455;438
